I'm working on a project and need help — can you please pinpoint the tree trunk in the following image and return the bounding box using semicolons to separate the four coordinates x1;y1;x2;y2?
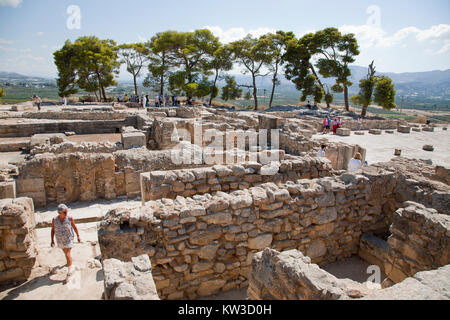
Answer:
269;62;278;108
209;70;219;106
252;73;258;110
96;71;107;102
100;85;107;102
310;64;330;108
344;85;349;111
133;75;138;96
361;105;368;118
160;74;164;96
94;91;99;102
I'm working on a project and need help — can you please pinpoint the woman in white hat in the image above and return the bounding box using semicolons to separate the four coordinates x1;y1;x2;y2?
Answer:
51;204;81;281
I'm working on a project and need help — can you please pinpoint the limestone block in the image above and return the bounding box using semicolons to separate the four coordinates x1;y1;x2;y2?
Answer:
422;126;434;132
354;131;365;135
0;181;16;199
369;129;382;135
423;145;434;152
122;131;146;150
398;126;411;134
336;128;351;136
248;234;273;250
412;128;421;132
103;255;159;300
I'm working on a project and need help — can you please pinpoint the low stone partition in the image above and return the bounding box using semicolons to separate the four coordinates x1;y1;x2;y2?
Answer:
384;202;450;283
22;110;131;121
360;265;450;300
140;158;333;202
30;141;120;155
279;130;317;155
248;248;371;300
247;248;450;300
103;254;160;300
98;167;399;299
16;153;116;207
0;198;37;283
0;117;137;138
0;140;30;152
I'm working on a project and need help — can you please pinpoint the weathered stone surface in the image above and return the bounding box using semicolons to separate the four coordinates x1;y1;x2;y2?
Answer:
103;254;159;300
336;128;351;136
398;126;411;134
248;234;273;250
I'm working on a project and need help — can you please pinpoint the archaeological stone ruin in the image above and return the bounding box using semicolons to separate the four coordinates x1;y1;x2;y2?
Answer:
0;102;449;300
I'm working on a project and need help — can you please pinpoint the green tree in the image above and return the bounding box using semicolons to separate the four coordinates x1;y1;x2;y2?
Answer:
0;88;5;104
261;31;295;108
283;33;332;108
350;61;377;117
207;44;233;105
53;36;120;101
230;35;273;110
169;29;220;100
374;76;397;110
313;28;360;111
118;43;149;96
221;75;242;101
145;31;185;96
351;62;396;116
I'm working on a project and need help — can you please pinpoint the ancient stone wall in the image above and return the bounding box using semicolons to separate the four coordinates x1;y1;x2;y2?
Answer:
248;248;371;300
140;158;333;202
0;198;37;283
22;111;130;121
384;202;450;283
98;168;399;299
0;117;137;138
30;141;120;156
248;248;450;300
16;153;116;207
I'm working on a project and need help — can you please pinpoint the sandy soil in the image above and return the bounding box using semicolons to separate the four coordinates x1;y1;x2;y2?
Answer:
323;256;387;284
0;151;26;168
313;127;450;167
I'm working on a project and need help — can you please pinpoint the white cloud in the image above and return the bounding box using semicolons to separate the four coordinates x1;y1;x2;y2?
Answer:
0;0;22;7
416;24;450;42
339;24;450;55
203;26;276;43
36;32;44;37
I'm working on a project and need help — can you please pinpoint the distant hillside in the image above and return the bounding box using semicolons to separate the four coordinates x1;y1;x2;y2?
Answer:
0;71;54;83
223;67;450;99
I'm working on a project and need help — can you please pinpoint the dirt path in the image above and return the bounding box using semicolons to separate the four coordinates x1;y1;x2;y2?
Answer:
0;222;104;300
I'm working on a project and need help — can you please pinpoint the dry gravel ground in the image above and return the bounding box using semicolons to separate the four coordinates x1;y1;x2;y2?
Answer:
313;127;450;167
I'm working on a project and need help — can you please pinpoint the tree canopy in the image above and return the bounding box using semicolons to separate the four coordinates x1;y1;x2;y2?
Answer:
54;36;120;101
118;43;149;96
230;35;273;110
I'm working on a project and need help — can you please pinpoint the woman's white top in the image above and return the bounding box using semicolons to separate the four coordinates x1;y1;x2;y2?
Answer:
348;158;362;172
317;150;326;157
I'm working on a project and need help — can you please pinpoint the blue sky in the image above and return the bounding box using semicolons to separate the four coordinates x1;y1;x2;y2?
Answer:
0;0;449;79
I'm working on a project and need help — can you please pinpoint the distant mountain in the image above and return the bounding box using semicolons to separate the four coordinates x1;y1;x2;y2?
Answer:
219;67;450;100
0;71;54;82
3;67;450;100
